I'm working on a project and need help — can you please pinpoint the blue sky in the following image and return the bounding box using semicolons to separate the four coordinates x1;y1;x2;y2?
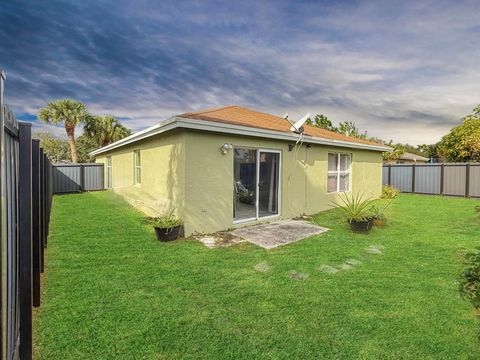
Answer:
1;0;479;145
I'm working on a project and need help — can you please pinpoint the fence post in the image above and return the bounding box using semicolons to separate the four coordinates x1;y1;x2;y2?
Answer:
0;68;5;360
80;164;85;191
388;165;392;186
411;164;416;194
440;164;445;195
101;163;105;190
43;154;48;246
31;140;41;307
47;161;52;234
18;122;33;360
466;163;470;198
39;149;45;273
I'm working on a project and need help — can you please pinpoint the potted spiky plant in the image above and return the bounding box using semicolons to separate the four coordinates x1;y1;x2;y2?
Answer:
149;210;183;241
333;193;375;232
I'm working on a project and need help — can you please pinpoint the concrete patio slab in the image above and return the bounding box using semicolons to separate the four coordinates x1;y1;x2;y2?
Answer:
231;220;329;249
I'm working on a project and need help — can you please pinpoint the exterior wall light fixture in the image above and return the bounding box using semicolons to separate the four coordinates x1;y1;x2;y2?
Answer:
221;143;233;155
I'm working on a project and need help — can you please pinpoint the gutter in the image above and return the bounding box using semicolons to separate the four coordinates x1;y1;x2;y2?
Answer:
90;116;392;156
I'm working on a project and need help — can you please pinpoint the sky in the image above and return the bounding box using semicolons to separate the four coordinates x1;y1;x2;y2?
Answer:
1;0;479;145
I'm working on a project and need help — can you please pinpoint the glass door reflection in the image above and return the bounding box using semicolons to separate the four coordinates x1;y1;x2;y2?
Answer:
233;148;257;221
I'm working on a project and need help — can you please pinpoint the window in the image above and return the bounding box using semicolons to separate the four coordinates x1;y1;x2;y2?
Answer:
106;156;112;188
134;150;141;185
328;153;351;192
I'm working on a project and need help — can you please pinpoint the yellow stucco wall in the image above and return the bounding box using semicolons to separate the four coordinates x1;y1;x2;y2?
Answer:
183;131;382;235
95;130;185;219
96;129;382;236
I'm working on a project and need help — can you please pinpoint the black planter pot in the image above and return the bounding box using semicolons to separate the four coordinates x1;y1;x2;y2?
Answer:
349;219;373;233
154;225;182;241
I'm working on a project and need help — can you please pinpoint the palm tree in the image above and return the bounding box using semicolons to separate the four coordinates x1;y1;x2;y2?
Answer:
83;115;132;148
38;99;89;163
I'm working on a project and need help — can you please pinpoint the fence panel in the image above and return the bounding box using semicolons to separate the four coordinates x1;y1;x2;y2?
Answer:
52;163;104;194
382;166;389;186
443;165;467;197
469;165;480;198
390;165;413;192
1;70;53;360
415;165;441;194
383;163;480;198
53;164;81;193
3;108;20;360
84;164;104;191
31;140;41;308
18;122;33;359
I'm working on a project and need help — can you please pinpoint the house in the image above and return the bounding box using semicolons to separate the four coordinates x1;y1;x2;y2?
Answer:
91;106;391;236
384;152;429;164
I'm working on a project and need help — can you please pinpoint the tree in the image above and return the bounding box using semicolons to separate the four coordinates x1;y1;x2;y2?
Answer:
337;121;367;139
418;143;441;160
306;114;338;132
438;105;480;162
76;134;98;163
33;132;100;164
38;99;89;162
33;132;70;163
382;144;405;162
83;115;132;148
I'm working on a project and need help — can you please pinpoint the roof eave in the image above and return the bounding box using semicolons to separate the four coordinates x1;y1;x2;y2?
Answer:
90;116;392;156
89;116;177;156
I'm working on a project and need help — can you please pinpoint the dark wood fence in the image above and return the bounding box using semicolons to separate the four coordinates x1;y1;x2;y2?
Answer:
383;163;480;198
1;70;52;359
52;163;104;194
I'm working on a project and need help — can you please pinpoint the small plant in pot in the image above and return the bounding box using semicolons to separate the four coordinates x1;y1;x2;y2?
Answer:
149;210;183;241
333;193;375;233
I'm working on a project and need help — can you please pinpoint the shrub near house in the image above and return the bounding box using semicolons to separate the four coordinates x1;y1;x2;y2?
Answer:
459;247;480;309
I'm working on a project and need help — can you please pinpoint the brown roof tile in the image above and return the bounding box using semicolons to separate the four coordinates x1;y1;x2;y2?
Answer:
180;105;384;147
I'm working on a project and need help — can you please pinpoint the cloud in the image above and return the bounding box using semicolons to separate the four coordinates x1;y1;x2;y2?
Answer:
2;0;480;145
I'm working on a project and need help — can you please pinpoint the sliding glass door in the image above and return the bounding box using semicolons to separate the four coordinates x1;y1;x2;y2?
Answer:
258;151;280;217
233;148;257;222
233;148;280;223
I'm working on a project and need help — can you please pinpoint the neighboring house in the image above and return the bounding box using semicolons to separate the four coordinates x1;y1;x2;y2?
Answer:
385;152;429;164
91;106;391;236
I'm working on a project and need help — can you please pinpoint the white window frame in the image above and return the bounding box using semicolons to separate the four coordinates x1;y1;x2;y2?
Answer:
134;150;141;185
327;153;351;193
106;156;112;189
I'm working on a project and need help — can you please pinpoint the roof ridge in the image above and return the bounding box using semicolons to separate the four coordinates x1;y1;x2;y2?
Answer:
180;105;238;117
233;106;287;121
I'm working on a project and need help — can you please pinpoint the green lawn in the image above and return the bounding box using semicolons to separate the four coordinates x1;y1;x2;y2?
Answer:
33;192;480;359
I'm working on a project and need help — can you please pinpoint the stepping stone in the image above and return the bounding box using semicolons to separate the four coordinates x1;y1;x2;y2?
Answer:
365;245;384;254
317;265;340;274
345;258;362;266
338;263;353;270
288;270;309;281
254;261;271;273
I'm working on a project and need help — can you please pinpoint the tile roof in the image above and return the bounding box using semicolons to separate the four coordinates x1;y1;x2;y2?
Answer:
90;105;390;156
180;105;384;147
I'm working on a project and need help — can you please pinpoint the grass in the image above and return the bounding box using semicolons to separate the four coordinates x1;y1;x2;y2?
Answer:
33;192;480;359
